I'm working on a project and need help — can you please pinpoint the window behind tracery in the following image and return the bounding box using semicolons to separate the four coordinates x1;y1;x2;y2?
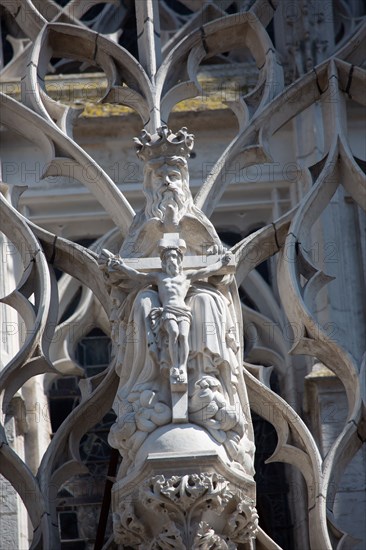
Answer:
48;328;116;549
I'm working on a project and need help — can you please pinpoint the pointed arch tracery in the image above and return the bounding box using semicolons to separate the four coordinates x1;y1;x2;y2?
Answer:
0;1;365;548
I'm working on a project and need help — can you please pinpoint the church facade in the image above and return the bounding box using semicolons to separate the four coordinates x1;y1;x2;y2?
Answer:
0;1;365;548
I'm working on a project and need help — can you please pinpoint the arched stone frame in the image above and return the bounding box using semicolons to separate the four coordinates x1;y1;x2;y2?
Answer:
43;225;304;546
0;1;365;548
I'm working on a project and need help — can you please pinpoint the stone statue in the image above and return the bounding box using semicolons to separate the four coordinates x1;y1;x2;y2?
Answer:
99;126;258;546
123;125;223;257
99;242;232;393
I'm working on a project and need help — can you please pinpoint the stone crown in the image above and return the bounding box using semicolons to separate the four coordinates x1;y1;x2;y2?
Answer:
134;125;194;162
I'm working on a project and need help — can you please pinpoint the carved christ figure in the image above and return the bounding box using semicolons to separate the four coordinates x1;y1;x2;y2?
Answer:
102;126;255;478
99;246;232;386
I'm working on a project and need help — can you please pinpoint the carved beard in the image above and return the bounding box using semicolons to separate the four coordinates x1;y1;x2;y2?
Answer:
146;186;190;225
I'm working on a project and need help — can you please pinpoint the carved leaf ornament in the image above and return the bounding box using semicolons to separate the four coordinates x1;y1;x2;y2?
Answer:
0;0;365;548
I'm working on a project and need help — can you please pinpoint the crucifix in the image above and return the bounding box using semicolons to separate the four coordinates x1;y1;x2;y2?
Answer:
99;233;235;423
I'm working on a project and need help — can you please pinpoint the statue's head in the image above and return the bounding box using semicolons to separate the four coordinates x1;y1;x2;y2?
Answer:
134;126;195;223
160;246;184;276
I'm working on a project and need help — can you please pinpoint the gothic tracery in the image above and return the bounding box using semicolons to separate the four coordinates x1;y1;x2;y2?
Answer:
0;1;365;549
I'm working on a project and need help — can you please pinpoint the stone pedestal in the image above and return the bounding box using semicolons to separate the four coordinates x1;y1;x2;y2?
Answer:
112;424;257;549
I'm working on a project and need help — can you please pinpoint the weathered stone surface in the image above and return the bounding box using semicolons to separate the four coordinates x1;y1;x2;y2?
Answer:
0;2;365;549
98;126;257;545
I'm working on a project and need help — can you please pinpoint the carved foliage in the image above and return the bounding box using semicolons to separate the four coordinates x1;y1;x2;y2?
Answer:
142;473;233;514
0;1;365;549
227;501;259;542
113;473;258;548
193;522;236;550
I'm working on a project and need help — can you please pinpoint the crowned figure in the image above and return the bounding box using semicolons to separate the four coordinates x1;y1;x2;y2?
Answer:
98;126;255;481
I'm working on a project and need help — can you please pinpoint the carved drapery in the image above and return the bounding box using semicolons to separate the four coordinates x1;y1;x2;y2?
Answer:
0;1;365;548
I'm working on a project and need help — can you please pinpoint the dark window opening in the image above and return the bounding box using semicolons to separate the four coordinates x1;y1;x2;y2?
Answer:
48;328;116;546
164;0;193;15
239;287;259;311
59;511;79;540
218;230;242;247
253;412;294;549
59;287;83;324
81;4;106;22
218;228;271;285
252;371;294;548
226;3;237;15
75;327;112;377
118;3;138;58
335;22;345;44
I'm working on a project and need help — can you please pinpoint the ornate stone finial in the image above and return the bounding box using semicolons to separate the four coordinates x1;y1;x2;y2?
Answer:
134;125;194;161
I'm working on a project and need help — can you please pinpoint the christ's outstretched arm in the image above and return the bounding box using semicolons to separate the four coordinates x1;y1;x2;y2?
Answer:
187;252;233;282
98;249;154;284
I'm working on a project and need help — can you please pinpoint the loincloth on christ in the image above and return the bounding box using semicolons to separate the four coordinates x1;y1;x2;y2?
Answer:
150;304;192;328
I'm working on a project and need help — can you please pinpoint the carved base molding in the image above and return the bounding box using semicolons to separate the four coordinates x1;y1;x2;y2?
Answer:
112;450;257;549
